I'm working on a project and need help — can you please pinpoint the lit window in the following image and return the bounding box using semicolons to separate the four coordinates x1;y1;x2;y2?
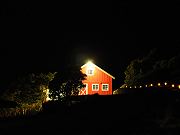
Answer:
102;84;109;91
92;84;99;91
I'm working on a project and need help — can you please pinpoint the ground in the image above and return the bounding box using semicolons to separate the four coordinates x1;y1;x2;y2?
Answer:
1;88;180;135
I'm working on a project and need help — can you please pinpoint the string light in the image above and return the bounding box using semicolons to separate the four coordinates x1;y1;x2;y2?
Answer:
124;82;180;90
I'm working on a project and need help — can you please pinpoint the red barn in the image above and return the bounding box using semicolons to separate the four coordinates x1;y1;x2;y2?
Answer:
79;61;115;95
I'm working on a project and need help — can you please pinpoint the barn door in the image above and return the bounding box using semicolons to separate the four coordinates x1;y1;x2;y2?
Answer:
79;83;88;95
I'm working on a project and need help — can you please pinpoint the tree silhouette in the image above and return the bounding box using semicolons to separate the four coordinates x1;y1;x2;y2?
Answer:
124;48;180;86
49;66;87;102
1;72;55;107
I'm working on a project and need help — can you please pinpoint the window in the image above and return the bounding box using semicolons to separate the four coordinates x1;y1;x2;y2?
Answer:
92;84;99;91
87;69;93;75
102;84;109;91
86;61;95;75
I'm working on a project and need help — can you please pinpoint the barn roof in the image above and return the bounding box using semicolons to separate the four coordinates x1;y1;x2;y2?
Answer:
81;61;115;79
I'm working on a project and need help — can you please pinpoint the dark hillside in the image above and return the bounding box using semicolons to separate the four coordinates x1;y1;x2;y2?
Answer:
1;88;180;134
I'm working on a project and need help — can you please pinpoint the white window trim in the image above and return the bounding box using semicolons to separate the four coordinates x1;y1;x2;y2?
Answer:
102;84;109;91
85;83;88;95
92;84;99;91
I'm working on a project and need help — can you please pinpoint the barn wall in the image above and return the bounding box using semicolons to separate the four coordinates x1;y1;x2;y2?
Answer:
81;65;113;95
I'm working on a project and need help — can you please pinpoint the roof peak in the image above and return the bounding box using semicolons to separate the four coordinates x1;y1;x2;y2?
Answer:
81;62;115;79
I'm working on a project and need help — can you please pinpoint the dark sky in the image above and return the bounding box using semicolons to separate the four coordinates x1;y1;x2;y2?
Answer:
1;1;180;89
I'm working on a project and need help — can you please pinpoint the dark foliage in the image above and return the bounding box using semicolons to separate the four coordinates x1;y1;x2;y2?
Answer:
0;99;18;108
124;48;180;86
0;72;55;106
49;65;86;102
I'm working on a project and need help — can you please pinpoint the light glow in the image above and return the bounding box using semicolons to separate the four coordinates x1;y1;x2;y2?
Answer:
86;61;95;69
86;61;95;75
158;83;161;86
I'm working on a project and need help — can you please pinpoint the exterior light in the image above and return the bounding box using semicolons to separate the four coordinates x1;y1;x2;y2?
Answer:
164;82;167;85
139;86;142;88
178;85;180;89
145;85;147;87
86;61;95;75
158;83;161;86
134;86;136;88
172;84;175;87
150;84;153;86
130;86;132;88
86;61;94;69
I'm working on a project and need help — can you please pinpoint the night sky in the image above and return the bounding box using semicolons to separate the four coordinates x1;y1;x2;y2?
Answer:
1;1;180;89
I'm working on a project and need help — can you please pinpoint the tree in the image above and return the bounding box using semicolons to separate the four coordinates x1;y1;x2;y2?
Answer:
49;66;87;102
124;48;158;86
124;59;142;86
124;48;180;86
1;72;56;107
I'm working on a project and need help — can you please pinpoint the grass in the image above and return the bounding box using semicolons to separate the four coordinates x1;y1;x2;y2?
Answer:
1;88;180;134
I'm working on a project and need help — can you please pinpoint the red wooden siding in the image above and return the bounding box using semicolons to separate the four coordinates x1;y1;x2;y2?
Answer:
80;62;114;95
